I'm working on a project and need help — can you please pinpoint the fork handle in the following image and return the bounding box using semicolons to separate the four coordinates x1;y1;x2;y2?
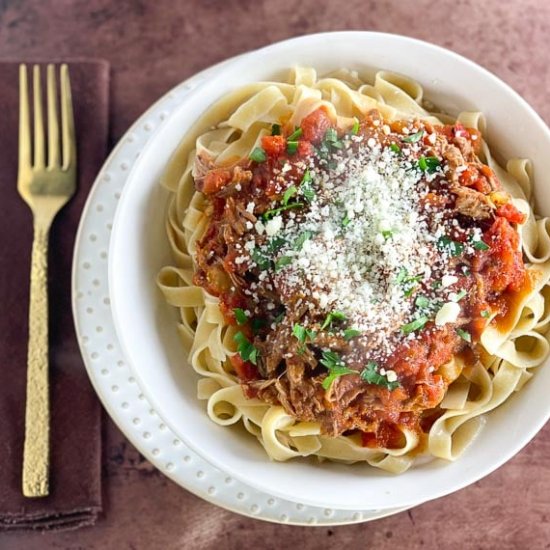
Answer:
22;221;50;497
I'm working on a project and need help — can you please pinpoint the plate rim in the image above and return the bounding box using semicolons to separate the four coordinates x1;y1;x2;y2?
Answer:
71;49;415;525
107;30;550;510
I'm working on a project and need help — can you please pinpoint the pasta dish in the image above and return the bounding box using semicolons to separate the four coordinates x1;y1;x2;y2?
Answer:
158;68;550;473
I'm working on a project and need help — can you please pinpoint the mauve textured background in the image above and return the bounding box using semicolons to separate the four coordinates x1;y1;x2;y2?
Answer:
1;0;550;548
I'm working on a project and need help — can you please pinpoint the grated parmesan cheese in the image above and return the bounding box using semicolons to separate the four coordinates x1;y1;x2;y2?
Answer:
245;129;464;358
265;215;283;236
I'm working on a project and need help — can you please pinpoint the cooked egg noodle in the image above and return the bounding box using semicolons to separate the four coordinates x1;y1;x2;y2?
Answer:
156;67;550;473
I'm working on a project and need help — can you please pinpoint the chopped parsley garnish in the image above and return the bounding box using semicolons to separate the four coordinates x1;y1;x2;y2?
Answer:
472;239;490;251
292;323;317;344
396;267;423;296
481;310;491;318
262;202;304;220
286;141;299;155
351;117;360;135
271;123;281;136
324;128;338;143
315;142;330;160
360;361;400;391
321;311;347;330
320;352;343;368
274;255;292;271
251;248;271;270
382;229;394;240
401;315;429;335
404;284;421;298
402;129;424;143
343;328;362;341
319;128;344;150
415;295;430;309
301;169;312;184
287;127;303;141
452;289;468;302
418;155;440;173
437;236;464;257
320;350;356;390
300;170;316;202
415;295;441;315
233;331;259;365
456;328;472;343
282;185;297;205
251;237;285;270
389;143;401;154
342;213;351;227
249;147;267;163
294;230;314;251
233;308;248;325
395;267;408;284
252;318;267;334
302;181;315;202
266;235;285;254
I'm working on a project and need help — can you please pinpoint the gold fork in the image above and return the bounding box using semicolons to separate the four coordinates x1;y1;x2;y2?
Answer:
18;64;77;497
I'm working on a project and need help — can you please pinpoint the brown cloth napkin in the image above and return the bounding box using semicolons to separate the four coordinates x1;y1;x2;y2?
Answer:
0;60;109;530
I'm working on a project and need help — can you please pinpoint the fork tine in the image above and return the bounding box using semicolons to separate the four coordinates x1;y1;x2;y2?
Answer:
32;65;45;169
60;64;76;170
18;64;31;171
46;65;60;168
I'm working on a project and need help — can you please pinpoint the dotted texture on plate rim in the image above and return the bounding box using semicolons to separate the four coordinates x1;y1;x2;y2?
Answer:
71;60;411;526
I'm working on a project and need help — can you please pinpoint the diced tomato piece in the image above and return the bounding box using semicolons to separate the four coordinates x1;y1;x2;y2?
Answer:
219;292;247;322
437;124;454;141
458;166;477;187
230;353;258;382
361;422;404;449
202;168;232;194
261;135;286;157
264;178;280;199
422;192;448;209
479;164;501;190
301;107;333;143
496;202;526;224
459;165;491;193
453;122;482;152
470;316;488;340
415;379;445;408
453;122;469;139
473;217;525;293
479;165;493;179
297;140;314;157
466;128;482;153
361;431;377;448
437;123;482;153
390;119;410;135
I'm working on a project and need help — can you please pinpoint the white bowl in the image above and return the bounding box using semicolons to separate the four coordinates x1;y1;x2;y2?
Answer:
109;31;550;511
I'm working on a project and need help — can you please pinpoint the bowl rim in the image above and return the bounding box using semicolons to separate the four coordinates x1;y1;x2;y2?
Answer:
109;30;550;510
72;53;418;524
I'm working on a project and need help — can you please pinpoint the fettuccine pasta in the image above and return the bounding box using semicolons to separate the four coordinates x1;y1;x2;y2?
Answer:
157;67;550;473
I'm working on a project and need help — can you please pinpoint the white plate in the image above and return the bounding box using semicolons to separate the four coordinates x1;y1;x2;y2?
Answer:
72;54;412;525
109;32;550;511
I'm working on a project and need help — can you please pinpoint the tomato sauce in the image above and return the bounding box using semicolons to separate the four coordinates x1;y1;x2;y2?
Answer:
193;107;528;447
